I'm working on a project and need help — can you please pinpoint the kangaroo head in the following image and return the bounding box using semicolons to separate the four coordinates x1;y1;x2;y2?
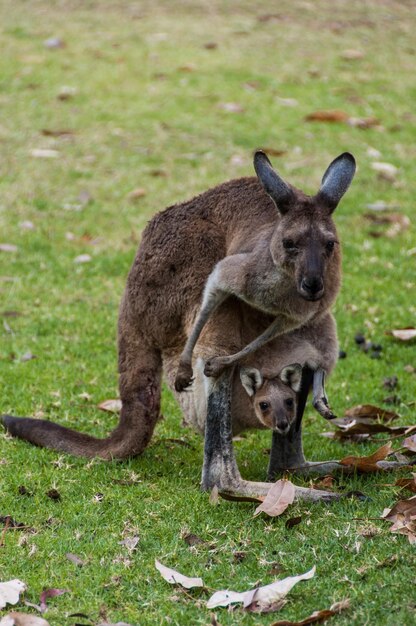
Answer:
254;151;356;302
240;363;302;434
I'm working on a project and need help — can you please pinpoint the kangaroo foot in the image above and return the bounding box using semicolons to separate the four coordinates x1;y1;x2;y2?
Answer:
217;478;339;503
175;361;194;392
204;356;229;378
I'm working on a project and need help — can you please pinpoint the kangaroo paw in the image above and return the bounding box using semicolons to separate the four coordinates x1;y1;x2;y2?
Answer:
174;361;194;392
313;397;337;420
204;356;229;378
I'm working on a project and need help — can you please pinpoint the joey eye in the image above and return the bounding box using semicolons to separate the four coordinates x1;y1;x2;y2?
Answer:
285;398;294;408
259;401;270;412
326;241;335;253
283;239;298;251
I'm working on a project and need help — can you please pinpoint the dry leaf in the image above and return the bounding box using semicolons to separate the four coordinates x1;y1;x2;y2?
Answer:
39;588;68;613
305;110;349;123
155;560;204;589
98;399;122;413
30;149;59;159
344;405;399;422
395;475;416;493
44;37;65;49
382;495;416;544
207;566;315;611
365;212;410;237
388;328;416;341
209;485;219;505
41;129;74;137
403;435;416;452
341;48;365;59
57;86;77;100
259;147;287;157
0;244;18;253
1;614;50;626
340;442;393;472
128;188;146;201
0;581;27;609
218;102;244;113
285;516;302;530
371;162;397;182
66;553;85;567
74;254;92;264
348;117;380;129
270;598;350;625
254;479;295;517
118;536;139;552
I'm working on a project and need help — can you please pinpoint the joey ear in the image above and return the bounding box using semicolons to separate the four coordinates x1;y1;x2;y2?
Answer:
316;152;356;212
254;151;295;214
240;367;263;397
279;363;303;393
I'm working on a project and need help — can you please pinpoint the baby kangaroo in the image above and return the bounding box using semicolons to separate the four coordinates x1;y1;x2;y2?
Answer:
175;150;355;396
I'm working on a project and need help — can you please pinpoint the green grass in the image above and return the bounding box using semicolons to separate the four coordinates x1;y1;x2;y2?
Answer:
0;1;415;624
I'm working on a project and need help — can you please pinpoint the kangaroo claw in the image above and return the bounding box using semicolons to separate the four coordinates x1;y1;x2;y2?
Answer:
204;356;228;378
313;397;337;420
175;362;194;392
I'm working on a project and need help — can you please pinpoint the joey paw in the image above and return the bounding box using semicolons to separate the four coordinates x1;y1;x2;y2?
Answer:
313;398;337;420
174;362;194;392
204;356;228;378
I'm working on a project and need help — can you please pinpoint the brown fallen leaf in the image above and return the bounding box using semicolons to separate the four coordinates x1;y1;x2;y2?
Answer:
66;552;85;567
155;560;204;589
30;149;59;159
344;404;399;422
128;188;146;202
207;566;315;611
254;479;295;517
39;588;68;613
305;110;349;123
403;434;416;452
270;598;350;625
1;614;50;626
365;212;410;237
219;491;263;503
182;532;206;547
382;494;416;544
395;475;416;493
348;117;380;129
98;399;122;413
41;129;74;137
341;48;365;60
340;442;393;472
387;328;416;341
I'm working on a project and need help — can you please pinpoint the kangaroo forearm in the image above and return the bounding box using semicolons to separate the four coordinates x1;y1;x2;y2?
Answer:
219;315;299;366
180;291;228;363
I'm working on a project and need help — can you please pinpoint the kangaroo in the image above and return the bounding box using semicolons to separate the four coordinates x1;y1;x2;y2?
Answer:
2;151;356;501
174;151;355;393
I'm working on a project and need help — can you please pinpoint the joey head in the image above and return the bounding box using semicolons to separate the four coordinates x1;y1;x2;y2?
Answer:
239;364;302;434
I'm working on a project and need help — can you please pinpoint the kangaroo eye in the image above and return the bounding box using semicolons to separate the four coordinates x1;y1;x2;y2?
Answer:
285;398;294;408
326;241;335;252
283;239;298;251
259;401;270;412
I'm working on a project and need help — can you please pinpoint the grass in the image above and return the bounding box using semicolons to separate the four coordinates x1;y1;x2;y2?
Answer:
0;1;415;624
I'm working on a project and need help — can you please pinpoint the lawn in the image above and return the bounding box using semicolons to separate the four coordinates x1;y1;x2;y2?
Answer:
0;1;415;624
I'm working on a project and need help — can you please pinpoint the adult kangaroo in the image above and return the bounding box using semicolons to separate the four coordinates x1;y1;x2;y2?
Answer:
2;151;356;500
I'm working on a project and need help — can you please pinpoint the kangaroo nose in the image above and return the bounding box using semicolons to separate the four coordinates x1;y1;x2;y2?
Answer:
301;276;323;295
275;419;289;433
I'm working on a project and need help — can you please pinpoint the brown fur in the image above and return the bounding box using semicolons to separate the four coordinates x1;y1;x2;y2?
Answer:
2;153;353;459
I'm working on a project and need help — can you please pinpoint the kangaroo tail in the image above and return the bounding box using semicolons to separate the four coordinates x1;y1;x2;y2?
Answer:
2;335;163;460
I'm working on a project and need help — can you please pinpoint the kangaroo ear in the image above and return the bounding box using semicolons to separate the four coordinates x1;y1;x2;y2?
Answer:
240;367;263;397
279;363;303;393
254;151;295;214
316;152;356;213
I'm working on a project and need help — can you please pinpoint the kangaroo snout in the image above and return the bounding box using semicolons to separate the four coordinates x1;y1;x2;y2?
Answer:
274;418;290;434
300;276;324;301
